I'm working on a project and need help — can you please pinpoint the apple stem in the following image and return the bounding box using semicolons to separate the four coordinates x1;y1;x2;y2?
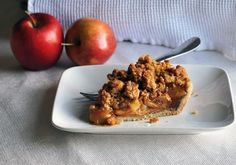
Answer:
61;43;75;46
24;11;37;27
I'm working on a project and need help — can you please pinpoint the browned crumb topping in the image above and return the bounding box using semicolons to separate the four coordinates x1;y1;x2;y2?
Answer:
89;55;191;125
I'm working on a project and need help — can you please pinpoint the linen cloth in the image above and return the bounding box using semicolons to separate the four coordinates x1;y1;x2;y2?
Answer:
1;39;236;165
1;0;236;164
28;0;236;60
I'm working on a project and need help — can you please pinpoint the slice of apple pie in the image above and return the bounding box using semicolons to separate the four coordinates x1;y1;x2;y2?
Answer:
89;55;192;125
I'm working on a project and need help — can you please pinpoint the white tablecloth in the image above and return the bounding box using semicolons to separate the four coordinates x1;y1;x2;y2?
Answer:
0;39;236;164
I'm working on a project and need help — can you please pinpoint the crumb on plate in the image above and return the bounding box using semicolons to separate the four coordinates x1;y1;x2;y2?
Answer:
149;117;160;123
190;110;198;115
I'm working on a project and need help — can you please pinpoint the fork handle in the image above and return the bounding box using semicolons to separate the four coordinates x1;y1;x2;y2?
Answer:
155;37;201;61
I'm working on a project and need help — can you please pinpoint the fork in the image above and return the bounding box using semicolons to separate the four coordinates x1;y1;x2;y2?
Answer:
80;92;99;101
80;37;201;101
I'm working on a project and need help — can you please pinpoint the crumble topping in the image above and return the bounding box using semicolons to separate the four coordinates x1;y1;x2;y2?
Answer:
89;55;191;125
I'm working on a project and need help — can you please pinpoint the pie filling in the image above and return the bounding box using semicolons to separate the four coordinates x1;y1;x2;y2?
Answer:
89;55;191;125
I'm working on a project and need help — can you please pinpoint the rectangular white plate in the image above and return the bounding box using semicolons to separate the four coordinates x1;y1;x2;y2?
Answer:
52;64;234;134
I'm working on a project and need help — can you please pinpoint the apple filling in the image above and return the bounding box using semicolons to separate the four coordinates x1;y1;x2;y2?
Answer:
89;55;191;125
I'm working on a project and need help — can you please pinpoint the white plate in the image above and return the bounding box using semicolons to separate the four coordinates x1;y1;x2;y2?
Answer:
52;64;234;134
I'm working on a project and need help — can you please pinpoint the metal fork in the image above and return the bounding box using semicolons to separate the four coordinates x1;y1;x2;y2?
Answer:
80;37;201;101
80;92;99;101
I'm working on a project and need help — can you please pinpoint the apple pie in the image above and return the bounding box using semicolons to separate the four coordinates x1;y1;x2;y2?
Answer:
89;55;192;125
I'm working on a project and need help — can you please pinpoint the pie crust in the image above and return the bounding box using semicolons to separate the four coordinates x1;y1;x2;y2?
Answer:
89;55;192;125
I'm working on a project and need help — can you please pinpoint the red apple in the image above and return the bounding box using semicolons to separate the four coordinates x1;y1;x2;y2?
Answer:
65;18;116;65
10;12;63;70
